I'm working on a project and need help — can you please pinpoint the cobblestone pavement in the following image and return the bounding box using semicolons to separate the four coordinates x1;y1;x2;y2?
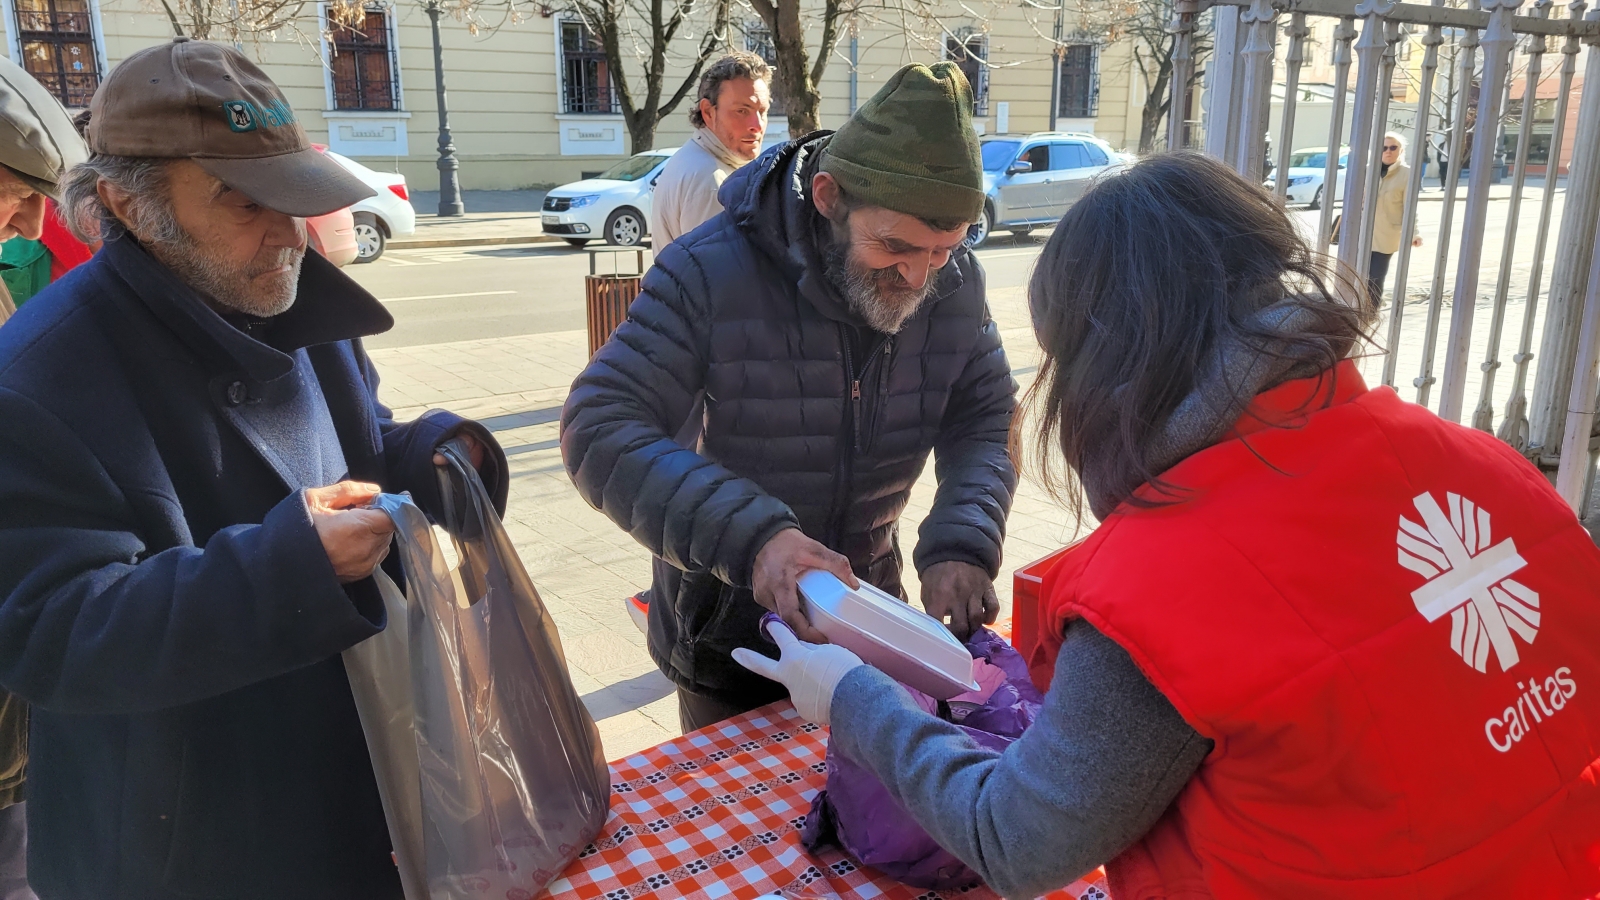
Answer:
368;280;1076;760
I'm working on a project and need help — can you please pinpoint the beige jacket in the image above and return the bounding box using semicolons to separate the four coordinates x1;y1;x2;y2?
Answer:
1372;161;1416;255
649;128;750;247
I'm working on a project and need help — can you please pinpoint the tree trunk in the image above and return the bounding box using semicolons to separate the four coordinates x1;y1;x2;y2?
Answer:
1139;58;1173;153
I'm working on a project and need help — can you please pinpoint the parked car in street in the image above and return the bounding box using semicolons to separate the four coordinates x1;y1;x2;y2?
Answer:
1264;146;1349;209
318;148;415;263
307;206;359;267
543;150;675;248
967;132;1126;247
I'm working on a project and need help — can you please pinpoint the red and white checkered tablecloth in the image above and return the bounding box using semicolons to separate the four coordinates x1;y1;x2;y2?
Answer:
541;702;1109;900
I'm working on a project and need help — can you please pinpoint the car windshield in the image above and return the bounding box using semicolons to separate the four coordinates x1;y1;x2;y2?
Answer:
1290;151;1328;169
981;140;1022;172
599;154;667;182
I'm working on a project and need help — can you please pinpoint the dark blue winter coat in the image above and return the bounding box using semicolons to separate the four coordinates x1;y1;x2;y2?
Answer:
0;234;505;899
561;135;1017;705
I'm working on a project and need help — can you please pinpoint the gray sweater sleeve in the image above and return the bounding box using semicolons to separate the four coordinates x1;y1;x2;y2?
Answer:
828;619;1213;900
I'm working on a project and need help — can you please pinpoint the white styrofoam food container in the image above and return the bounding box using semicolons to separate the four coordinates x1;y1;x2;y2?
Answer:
796;570;979;700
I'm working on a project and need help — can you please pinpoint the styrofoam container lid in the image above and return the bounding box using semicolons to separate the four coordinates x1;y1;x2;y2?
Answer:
797;570;979;700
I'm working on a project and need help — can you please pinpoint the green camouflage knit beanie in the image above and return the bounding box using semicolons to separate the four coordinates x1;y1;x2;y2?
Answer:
819;62;984;225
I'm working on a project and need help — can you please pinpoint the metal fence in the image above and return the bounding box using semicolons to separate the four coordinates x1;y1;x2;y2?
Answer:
1182;0;1600;511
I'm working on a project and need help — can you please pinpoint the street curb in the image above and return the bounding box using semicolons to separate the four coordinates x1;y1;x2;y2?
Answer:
389;233;558;250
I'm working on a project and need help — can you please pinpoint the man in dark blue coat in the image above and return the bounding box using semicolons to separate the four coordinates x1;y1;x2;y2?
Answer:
0;40;504;899
562;63;1017;730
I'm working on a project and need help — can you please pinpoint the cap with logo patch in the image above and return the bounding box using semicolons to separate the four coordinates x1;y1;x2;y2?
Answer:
86;37;375;217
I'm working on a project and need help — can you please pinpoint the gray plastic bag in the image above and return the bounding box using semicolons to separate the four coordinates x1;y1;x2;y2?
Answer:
345;444;610;899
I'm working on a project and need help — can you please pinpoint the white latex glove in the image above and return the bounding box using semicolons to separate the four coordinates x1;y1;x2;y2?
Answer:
731;620;865;726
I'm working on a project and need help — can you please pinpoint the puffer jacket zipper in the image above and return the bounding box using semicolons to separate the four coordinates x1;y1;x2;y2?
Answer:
828;325;890;547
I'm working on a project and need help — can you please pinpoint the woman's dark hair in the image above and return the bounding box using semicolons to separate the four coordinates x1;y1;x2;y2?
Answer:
1019;151;1375;522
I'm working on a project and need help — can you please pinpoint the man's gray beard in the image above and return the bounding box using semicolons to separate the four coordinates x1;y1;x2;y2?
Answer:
822;236;938;335
145;221;302;319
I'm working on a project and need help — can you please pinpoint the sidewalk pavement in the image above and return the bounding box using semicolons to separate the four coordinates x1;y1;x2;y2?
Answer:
367;281;1083;760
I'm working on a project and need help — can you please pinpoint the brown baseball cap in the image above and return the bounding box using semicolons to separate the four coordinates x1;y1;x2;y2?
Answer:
86;37;374;217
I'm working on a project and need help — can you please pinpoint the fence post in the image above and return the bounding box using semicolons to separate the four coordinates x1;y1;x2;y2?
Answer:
1206;5;1244;160
1237;0;1281;180
1473;1;1551;432
1168;0;1202;152
1336;0;1394;287
1274;11;1310;202
1501;0;1588;449
1528;7;1600;465
1318;17;1359;256
1356;20;1402;284
1381;5;1446;388
1553;215;1600;508
1438;0;1526;423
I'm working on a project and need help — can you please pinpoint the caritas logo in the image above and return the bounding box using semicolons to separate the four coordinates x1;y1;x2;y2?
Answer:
1396;490;1578;753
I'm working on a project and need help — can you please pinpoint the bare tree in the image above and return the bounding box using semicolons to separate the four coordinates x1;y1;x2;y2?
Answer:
1067;0;1209;152
746;0;841;137
562;0;734;151
151;0;313;43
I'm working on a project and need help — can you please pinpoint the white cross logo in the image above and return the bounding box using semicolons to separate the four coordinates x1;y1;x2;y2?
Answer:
1397;491;1541;673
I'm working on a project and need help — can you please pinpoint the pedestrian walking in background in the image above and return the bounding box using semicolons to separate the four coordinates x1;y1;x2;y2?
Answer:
647;52;771;247
1369;131;1423;307
0;38;507;899
564;63;1016;732
0;49;87;900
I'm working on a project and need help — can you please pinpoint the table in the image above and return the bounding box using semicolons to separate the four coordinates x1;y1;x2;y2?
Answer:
543;702;1110;900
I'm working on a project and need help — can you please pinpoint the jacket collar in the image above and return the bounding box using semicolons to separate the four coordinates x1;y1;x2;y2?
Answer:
1230;358;1368;440
99;232;393;384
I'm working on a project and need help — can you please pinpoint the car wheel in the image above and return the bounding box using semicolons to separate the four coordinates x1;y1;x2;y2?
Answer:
564;239;591;248
352;213;386;263
605;207;645;246
1309;186;1323;211
965;205;993;248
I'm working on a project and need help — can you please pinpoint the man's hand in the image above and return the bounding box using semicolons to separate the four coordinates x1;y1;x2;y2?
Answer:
920;560;998;639
307;481;395;584
752;528;857;643
1413;235;1424;248
433;432;485;469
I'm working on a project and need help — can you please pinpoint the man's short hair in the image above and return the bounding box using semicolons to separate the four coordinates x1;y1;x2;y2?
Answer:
689;51;772;128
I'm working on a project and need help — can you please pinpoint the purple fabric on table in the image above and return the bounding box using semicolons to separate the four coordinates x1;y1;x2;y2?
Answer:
800;628;1044;890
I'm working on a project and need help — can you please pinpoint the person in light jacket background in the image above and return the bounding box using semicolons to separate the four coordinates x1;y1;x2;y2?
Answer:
1369;131;1423;306
648;52;771;247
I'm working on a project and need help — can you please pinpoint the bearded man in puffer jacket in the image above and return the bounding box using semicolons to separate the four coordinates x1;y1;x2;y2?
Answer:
562;63;1017;730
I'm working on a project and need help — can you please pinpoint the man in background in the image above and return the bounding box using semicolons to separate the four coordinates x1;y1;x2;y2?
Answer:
0;50;87;900
648;51;771;247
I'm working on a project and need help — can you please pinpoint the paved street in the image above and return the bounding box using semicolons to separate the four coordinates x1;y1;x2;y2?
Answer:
345;185;1568;761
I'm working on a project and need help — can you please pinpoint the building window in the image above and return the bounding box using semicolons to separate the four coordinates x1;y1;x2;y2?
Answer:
561;19;616;114
742;20;786;117
13;0;99;108
945;32;988;118
329;6;398;111
1058;43;1098;119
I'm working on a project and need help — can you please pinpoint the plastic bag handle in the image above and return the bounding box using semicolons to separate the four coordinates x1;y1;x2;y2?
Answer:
434;437;487;539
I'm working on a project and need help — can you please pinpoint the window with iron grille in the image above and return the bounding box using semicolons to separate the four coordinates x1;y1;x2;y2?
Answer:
944;33;988;118
742;20;786;117
1058;44;1098;119
13;0;99;108
561;19;616;114
329;7;398;111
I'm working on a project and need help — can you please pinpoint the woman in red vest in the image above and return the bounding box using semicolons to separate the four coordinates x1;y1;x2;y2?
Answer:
737;152;1600;899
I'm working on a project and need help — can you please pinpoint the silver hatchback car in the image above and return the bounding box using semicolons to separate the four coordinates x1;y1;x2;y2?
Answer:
968;132;1127;246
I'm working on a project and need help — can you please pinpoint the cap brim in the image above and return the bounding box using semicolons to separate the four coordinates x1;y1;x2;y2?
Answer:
194;147;376;217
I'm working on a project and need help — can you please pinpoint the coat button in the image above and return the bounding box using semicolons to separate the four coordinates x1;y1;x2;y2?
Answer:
226;381;248;406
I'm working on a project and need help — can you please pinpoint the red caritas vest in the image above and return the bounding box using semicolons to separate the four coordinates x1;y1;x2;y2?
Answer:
1039;361;1600;899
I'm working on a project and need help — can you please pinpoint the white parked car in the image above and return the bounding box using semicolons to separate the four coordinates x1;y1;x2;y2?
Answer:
542;150;675;248
969;132;1126;246
1264;147;1349;210
321;149;416;263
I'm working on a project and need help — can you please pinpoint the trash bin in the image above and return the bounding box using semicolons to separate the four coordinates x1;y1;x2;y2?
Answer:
585;246;648;357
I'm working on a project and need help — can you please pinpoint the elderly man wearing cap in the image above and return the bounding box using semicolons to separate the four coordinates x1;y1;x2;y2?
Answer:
562;63;1015;730
0;49;88;900
0;38;505;900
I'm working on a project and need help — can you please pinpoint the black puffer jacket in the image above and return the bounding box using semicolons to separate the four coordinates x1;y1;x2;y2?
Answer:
561;135;1016;702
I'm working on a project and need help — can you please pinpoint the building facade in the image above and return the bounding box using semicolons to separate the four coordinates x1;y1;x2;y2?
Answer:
0;0;1152;190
